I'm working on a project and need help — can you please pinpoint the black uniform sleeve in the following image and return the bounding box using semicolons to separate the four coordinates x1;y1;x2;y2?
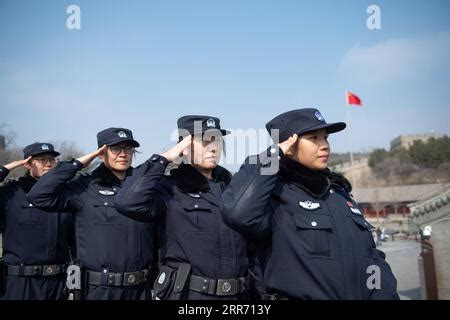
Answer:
222;146;282;240
26;159;84;212
369;248;400;300
114;154;169;222
0;166;10;222
0;165;10;183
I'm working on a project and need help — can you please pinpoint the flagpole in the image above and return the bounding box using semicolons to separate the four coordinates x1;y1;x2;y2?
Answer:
345;90;356;189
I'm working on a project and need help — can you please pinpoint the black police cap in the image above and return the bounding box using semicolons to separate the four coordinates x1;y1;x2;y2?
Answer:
177;115;230;137
23;142;60;159
97;127;140;148
266;108;346;143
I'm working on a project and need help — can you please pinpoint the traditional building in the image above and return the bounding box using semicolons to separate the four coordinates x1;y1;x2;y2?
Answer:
352;183;449;232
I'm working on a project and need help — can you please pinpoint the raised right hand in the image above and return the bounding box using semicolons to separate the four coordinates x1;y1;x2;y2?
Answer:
3;156;32;171
278;134;298;159
76;145;107;168
160;135;192;163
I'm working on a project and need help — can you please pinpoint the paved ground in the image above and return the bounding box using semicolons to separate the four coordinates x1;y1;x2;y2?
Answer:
377;239;422;300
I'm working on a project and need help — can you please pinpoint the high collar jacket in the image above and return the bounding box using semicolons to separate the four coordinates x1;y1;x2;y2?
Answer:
26;161;156;275
221;149;399;300
0;166;73;266
1;166;73;300
114;155;249;291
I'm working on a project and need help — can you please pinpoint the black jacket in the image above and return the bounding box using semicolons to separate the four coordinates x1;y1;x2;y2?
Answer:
114;155;249;299
26;161;156;300
0;167;73;266
222;149;399;300
0;166;73;300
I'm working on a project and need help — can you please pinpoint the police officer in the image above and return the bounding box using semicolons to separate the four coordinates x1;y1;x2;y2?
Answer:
27;128;156;300
114;116;250;300
0;143;73;300
222;108;399;300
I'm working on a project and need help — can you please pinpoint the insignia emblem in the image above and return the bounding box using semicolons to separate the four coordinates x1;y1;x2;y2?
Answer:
314;111;325;122
350;207;362;215
127;274;136;284
222;281;232;293
118;131;127;138
299;200;321;210
187;193;201;198
157;272;166;284
206;118;216;128
99;190;115;196
41;144;50;151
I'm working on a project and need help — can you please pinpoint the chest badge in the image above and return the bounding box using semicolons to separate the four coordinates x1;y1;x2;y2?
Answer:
187;193;201;198
299;200;320;210
99;190;115;196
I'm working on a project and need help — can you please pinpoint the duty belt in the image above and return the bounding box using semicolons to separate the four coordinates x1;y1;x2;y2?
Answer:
87;268;149;287
188;274;248;296
6;264;66;277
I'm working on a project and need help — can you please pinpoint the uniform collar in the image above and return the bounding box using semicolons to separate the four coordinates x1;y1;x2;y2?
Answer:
91;163;133;186
279;156;352;198
279;156;330;198
169;163;231;193
18;173;37;193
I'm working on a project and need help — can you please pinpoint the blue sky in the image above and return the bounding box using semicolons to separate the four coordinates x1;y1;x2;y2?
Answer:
1;0;450;169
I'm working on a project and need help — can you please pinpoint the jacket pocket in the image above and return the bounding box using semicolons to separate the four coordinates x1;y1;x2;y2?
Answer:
19;202;45;225
182;199;212;212
293;213;333;257
181;199;215;230
92;202;123;225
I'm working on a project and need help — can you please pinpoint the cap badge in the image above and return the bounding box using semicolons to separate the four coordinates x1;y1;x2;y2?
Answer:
206;118;216;128
41;144;50;151
118;131;127;138
314;111;325;122
299;200;321;210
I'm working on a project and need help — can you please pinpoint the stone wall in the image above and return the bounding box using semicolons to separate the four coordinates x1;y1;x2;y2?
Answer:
411;189;450;299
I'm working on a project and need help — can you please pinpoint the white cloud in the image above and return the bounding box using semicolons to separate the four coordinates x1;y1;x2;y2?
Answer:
339;32;450;85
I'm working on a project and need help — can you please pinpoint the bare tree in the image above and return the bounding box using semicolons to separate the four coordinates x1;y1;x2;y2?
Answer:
0;125;25;179
0;123;16;148
51;141;84;161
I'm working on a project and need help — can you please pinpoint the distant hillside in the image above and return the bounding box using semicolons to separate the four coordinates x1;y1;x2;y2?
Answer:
331;136;450;188
329;152;370;167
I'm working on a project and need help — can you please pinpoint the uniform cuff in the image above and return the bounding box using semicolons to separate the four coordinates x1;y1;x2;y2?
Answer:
0;165;10;178
261;145;283;159
67;159;84;170
148;154;170;167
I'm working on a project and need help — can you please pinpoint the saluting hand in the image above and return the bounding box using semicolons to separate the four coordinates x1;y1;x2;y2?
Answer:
278;134;298;159
77;145;107;168
160;135;192;163
4;156;32;171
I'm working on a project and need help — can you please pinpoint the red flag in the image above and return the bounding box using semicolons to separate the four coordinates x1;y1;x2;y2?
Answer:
347;92;362;106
